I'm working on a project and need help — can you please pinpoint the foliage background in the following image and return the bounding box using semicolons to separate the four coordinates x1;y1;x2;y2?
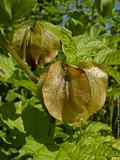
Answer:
0;0;120;159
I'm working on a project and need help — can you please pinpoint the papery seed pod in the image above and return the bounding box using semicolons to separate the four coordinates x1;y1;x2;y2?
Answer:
42;61;108;124
82;62;108;116
12;24;30;61
12;22;61;68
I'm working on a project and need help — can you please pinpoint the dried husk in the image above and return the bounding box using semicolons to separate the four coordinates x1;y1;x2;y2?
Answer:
12;22;61;68
42;61;108;124
83;63;108;116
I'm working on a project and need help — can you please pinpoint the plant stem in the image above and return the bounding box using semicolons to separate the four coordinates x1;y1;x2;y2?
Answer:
1;41;39;83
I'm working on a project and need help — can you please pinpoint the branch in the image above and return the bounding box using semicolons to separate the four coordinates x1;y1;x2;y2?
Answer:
1;40;39;83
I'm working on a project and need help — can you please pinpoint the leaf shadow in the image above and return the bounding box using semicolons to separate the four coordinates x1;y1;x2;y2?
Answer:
0;102;19;120
22;106;58;151
0;125;26;159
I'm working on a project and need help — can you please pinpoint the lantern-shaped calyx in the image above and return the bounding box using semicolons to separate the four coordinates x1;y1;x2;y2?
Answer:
42;61;108;124
12;22;61;68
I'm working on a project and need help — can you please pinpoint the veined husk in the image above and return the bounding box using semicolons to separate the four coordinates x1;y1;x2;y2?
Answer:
42;61;108;124
12;22;61;68
82;63;108;115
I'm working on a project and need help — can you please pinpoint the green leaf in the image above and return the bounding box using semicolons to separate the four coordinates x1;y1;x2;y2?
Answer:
108;87;120;97
0;97;49;135
73;34;106;62
12;0;36;20
96;0;114;16
84;122;111;134
100;0;114;16
73;34;120;66
3;0;13;19
0;0;36;24
56;122;120;160
101;50;120;65
0;1;11;25
0;130;10;144
0;55;15;81
0;54;37;93
17;136;58;160
113;139;120;151
21;105;50;143
5;89;20;102
95;0;101;11
8;79;37;94
2;120;119;160
0;0;13;22
105;66;120;84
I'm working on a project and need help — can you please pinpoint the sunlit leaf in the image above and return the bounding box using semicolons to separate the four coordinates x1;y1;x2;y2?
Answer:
17;122;119;160
0;54;15;81
112;139;120;150
17;136;58;160
0;130;10;144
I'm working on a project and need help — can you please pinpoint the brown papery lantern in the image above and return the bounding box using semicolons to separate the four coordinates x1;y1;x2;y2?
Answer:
42;61;108;125
12;22;61;68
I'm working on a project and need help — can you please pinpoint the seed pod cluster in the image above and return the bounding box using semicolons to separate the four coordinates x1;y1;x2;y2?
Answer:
12;21;108;124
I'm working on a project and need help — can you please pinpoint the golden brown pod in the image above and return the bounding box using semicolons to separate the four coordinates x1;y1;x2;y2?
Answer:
12;24;30;60
42;61;108;124
12;22;61;68
82;63;108;116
